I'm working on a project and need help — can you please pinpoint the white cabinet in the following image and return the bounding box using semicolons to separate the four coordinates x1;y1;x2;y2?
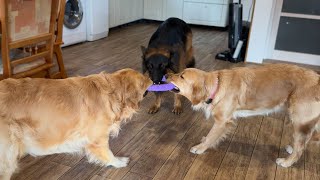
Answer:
119;0;143;24
109;0;143;28
109;0;120;28
143;0;229;27
144;0;164;20
183;0;228;27
183;0;229;27
111;0;230;28
164;0;183;19
144;0;183;21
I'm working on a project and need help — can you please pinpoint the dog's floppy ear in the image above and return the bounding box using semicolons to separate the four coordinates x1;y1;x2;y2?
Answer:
191;84;204;105
190;77;208;105
118;73;140;110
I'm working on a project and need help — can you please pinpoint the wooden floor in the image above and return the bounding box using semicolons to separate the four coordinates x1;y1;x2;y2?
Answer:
12;22;320;180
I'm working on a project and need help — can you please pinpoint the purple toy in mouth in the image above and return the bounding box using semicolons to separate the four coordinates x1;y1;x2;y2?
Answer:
147;76;175;91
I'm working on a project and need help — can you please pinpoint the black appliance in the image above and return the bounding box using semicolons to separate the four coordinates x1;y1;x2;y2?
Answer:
216;0;248;63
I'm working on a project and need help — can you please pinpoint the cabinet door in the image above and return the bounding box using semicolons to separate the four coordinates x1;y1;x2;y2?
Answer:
165;0;183;19
183;2;226;26
119;0;131;24
129;0;143;22
109;0;117;27
144;0;163;20
111;0;143;27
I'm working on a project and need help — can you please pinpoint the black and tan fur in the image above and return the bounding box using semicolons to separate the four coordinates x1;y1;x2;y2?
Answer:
141;18;195;114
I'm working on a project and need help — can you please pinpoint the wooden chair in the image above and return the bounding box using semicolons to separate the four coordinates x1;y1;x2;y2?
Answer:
0;0;67;79
53;0;67;78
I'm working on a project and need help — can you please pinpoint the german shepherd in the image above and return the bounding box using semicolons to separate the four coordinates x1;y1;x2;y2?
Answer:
141;18;195;114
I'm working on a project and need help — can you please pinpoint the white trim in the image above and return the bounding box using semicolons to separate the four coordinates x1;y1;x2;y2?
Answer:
245;0;275;63
281;12;320;20
265;0;320;65
272;50;320;66
266;0;282;59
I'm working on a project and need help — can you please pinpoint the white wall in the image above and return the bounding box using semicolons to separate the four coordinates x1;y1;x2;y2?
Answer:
245;0;275;63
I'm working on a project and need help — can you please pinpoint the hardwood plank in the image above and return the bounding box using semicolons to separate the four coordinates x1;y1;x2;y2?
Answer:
89;175;105;180
129;102;200;177
123;172;152;180
50;154;84;167
183;122;237;179
214;116;263;180
274;116;304;180
153;113;217;180
58;158;102;180
12;156;60;180
24;162;70;180
305;163;320;180
245;116;284;180
97;100;187;179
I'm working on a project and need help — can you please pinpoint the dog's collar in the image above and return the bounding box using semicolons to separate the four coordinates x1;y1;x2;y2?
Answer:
205;75;219;104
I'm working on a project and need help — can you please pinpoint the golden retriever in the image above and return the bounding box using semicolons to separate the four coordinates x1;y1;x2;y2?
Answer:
167;63;320;167
0;69;152;180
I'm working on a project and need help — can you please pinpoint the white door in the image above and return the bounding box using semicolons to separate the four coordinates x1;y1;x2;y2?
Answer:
267;0;320;66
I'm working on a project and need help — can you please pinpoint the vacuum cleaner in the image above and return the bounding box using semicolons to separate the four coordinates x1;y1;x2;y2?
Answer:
216;0;248;63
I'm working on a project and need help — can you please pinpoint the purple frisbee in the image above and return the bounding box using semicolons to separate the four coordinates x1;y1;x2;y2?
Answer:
147;76;175;91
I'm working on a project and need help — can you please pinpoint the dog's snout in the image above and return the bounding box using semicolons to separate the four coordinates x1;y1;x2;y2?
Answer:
153;80;161;85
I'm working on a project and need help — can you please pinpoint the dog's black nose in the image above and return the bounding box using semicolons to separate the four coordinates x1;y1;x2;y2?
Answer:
153;80;162;85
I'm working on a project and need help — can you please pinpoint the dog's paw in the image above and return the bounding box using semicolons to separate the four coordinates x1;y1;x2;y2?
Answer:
108;156;130;168
172;106;182;115
148;105;160;114
285;145;293;154
276;158;292;168
190;143;207;154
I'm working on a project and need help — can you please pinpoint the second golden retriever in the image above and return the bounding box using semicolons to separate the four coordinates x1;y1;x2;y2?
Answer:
0;69;152;180
168;63;320;167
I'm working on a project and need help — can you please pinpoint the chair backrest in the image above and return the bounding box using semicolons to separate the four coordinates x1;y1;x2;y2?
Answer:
0;0;59;78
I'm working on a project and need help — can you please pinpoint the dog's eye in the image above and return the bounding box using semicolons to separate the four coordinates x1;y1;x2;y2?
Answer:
147;64;153;69
160;64;167;69
180;75;184;79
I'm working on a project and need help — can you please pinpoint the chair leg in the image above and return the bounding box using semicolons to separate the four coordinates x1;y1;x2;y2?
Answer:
45;69;52;78
54;45;67;78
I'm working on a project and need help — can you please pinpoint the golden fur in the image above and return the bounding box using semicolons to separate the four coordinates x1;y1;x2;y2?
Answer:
168;63;320;167
0;69;152;180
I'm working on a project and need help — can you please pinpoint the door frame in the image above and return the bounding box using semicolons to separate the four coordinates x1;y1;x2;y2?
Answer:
266;0;320;66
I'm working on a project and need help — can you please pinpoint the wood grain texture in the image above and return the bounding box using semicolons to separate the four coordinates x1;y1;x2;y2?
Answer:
130;102;199;178
123;172;152;180
274;116;304;180
214;117;263;180
10;21;320;180
153;114;206;180
245;116;284;180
